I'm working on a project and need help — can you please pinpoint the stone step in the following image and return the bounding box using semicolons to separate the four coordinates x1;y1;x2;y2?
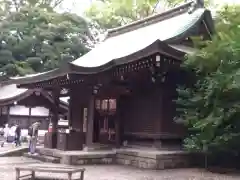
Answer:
36;148;62;158
23;153;60;164
83;143;115;151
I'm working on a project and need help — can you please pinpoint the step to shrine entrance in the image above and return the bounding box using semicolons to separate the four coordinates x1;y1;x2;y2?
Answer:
24;152;60;163
24;147;194;170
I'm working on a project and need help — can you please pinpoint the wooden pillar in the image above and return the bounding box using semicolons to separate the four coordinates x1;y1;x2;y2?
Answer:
0;107;2;126
28;107;32;127
57;88;85;151
115;115;121;148
68;95;73;127
7;106;10;125
68;90;84;150
44;88;60;149
154;84;166;149
69;91;84;131
115;98;123;148
52;89;60;133
85;94;95;149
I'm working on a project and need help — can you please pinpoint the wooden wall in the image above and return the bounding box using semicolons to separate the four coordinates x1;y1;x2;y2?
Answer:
121;86;162;137
160;85;185;137
120;83;184;142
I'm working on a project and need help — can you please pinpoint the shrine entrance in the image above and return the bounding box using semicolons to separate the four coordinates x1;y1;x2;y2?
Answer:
94;98;117;145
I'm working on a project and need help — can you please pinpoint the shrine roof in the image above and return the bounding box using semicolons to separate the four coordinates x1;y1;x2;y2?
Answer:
170;44;197;54
0;83;68;108
0;84;30;104
10;0;214;86
7;68;66;85
70;2;213;68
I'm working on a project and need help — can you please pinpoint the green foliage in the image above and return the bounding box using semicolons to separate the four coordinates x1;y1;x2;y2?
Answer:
85;0;158;30
85;0;213;31
175;5;240;155
0;0;93;77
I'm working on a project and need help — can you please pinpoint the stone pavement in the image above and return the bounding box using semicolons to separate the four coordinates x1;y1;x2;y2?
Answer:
0;143;28;157
0;157;240;180
0;142;27;151
0;142;16;150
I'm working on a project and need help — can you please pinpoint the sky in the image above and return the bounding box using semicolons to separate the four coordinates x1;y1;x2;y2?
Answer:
57;0;93;15
57;0;240;15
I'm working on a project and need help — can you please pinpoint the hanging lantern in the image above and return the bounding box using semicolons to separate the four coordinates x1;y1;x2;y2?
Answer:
156;55;161;67
108;99;116;115
95;98;117;115
95;99;101;110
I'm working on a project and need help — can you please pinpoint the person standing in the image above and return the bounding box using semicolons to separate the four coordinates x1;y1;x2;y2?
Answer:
1;124;9;147
28;121;41;155
15;124;21;147
10;124;16;144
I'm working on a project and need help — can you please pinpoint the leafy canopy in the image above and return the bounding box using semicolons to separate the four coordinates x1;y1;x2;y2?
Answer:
85;0;157;30
175;5;240;155
85;0;212;31
0;0;93;77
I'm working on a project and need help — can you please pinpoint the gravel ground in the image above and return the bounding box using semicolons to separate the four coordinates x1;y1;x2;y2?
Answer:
0;157;239;180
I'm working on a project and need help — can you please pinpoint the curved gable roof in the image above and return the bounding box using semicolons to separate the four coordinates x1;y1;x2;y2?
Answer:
8;1;214;86
71;8;208;68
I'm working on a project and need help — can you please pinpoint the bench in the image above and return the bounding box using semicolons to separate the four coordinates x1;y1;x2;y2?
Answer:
15;163;85;180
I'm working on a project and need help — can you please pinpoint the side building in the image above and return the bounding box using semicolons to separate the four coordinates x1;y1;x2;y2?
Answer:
0;82;68;136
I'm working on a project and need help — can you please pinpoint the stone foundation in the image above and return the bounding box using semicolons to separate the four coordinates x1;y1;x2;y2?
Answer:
32;147;191;170
70;152;116;165
35;148;116;165
116;149;190;169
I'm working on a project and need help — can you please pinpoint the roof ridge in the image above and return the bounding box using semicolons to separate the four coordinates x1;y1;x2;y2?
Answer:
107;1;195;38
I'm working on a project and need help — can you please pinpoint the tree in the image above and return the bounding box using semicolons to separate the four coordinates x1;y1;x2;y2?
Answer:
175;5;240;164
0;0;93;77
85;0;159;30
85;0;213;33
0;0;65;11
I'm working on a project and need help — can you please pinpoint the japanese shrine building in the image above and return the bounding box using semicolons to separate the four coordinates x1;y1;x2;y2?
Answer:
11;1;214;151
0;82;68;131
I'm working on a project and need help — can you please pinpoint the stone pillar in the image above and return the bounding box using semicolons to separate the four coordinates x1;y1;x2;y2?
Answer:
85;94;95;150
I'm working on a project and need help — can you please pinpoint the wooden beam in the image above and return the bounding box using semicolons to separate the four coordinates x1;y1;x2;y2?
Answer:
86;94;95;148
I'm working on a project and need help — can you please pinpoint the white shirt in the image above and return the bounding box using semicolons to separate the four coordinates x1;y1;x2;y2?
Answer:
3;127;9;137
9;126;16;136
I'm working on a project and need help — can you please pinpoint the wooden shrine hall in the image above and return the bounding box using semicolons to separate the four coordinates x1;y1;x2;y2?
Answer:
10;1;214;152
